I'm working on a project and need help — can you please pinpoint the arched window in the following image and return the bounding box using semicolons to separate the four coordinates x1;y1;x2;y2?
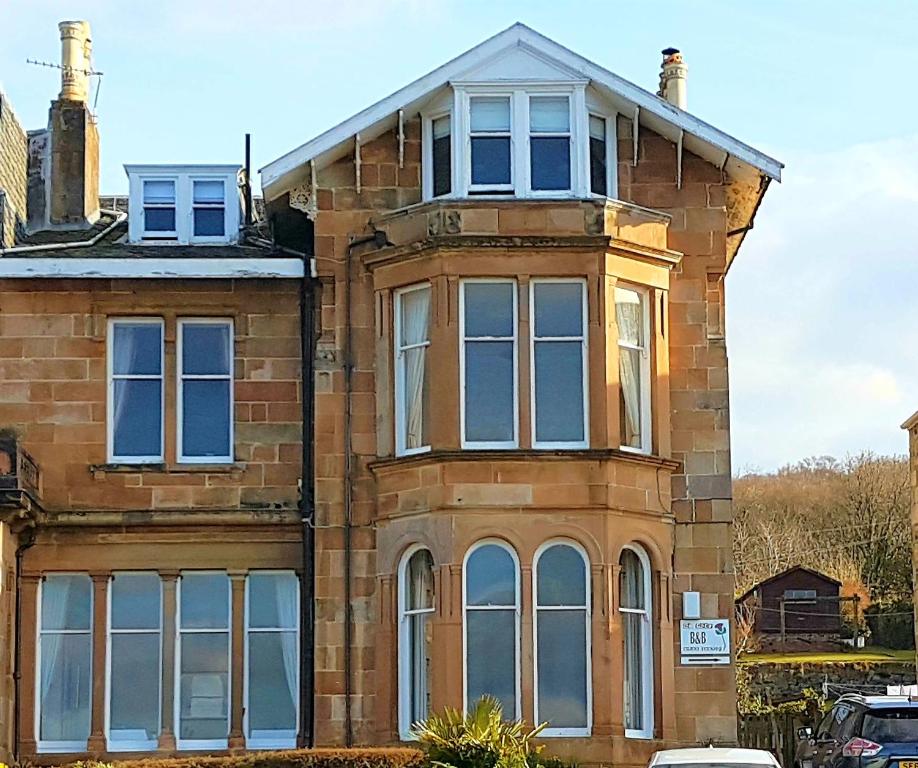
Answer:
533;542;591;736
399;547;435;737
620;545;653;738
463;541;520;719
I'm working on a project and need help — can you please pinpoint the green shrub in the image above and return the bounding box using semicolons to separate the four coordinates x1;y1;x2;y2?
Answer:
865;601;915;650
412;696;544;768
59;749;426;768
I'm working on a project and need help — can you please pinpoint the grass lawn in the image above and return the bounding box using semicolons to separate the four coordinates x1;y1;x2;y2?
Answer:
740;647;915;664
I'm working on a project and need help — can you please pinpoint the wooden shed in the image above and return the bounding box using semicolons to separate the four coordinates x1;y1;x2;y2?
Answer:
737;565;842;635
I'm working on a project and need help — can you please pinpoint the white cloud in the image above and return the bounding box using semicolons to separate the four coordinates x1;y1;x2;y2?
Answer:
727;134;918;471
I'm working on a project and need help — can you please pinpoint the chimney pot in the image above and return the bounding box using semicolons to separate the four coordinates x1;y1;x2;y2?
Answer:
58;20;92;102
658;46;688;110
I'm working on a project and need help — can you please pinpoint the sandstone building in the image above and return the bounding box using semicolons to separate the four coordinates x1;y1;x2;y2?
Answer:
0;20;782;767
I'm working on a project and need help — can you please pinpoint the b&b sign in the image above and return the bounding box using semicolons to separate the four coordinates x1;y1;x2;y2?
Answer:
679;619;730;666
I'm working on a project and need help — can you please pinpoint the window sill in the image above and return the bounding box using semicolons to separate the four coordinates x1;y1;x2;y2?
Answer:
90;462;245;477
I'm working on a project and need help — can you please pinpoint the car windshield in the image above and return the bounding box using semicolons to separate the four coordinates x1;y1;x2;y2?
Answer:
863;710;918;743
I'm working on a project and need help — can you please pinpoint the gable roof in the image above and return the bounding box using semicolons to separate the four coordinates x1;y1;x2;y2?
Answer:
736;565;842;603
260;22;783;198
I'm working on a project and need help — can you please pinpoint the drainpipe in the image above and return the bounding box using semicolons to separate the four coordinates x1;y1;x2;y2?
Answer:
342;240;355;747
13;526;36;762
299;244;317;747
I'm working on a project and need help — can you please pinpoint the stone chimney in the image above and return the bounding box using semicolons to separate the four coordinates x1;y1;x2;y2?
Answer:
43;20;100;228
658;47;687;110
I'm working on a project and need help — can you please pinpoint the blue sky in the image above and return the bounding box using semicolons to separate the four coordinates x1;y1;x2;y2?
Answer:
2;0;916;471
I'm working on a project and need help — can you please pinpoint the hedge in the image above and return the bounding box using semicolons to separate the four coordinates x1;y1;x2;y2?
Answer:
63;748;427;768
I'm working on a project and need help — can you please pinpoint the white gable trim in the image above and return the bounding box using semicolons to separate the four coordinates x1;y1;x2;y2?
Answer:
260;23;782;197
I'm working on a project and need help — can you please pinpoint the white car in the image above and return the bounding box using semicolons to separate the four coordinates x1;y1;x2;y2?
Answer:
650;747;782;768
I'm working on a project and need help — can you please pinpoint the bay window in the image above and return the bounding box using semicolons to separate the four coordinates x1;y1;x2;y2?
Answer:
620;545;653;739
469;97;513;191
38;574;93;753
245;572;299;748
530;279;588;448
108;573;162;751
616;285;652;453
177;572;230;750
460;280;518;448
395;285;431;456
534;542;590;735
463;541;520;719
529;96;571;192
398;548;435;737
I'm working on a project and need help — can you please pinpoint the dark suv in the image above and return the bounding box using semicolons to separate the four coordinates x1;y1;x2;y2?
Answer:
796;695;918;768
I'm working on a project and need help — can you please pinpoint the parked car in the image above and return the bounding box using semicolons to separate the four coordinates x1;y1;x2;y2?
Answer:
651;747;781;768
796;694;918;768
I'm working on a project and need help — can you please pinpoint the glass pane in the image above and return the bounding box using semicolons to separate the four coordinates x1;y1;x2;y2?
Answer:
193;208;225;237
113;380;162;458
464;282;514;337
533;282;582;337
399;287;430;347
113;323;162;375
530;97;569;133
144;207;175;232
537;609;587;728
534;342;584;444
180;573;229;629
179;632;229;740
408;612;433;723
620;549;646;610
402;346;429;450
248;572;298;629
39;632;91;742
589;115;606;140
623;611;645;731
471;137;511;186
111;573;161;630
466;609;515;718
464;342;514;443
615;287;644;347
182;323;232;375
41;575;91;631
466;544;515;606
537;545;586;606
470;97;510;132
530;137;571;191
433;132;451;198
590;136;607;196
248;632;297;732
406;549;434;611
193;180;224;204
143;180;175;204
110;633;160;740
619;346;643;449
182;380;231;459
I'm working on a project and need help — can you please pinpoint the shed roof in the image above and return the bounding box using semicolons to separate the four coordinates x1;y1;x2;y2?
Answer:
736;565;842;603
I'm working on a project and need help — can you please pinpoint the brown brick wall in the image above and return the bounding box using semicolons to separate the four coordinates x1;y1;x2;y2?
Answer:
0;92;28;248
0;278;303;512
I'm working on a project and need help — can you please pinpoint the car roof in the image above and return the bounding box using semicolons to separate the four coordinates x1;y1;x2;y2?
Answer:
651;748;780;766
839;694;918;709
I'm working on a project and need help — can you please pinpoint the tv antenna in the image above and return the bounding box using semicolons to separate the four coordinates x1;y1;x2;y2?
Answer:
26;58;104;112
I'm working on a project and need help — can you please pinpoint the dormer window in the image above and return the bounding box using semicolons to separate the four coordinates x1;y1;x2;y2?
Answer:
529;96;570;192
431;115;452;197
469;97;512;192
125;165;241;245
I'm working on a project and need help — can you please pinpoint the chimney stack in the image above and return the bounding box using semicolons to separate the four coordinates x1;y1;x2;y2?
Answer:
44;19;100;228
658;47;687;110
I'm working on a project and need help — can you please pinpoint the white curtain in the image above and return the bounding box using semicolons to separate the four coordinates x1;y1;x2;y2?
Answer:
273;574;299;718
111;326;138;444
615;292;642;448
402;289;430;449
408;551;433;722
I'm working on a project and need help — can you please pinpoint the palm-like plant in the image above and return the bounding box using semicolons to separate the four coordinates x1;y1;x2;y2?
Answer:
411;696;546;768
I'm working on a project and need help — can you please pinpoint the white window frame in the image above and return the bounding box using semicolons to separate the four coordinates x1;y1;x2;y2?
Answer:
526;93;573;196
140;177;178;239
105;572;163;752
177;318;235;464
529;278;589;449
397;545;435;740
189;176;230;244
448;83;589;200
616;284;653;455
107;317;165;464
175;571;232;752
422;111;453;200
461;539;521;720
35;573;93;754
243;570;300;750
459;279;519;449
394;285;432;457
467;94;514;194
620;544;654;740
587;111;618;199
532;540;592;737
